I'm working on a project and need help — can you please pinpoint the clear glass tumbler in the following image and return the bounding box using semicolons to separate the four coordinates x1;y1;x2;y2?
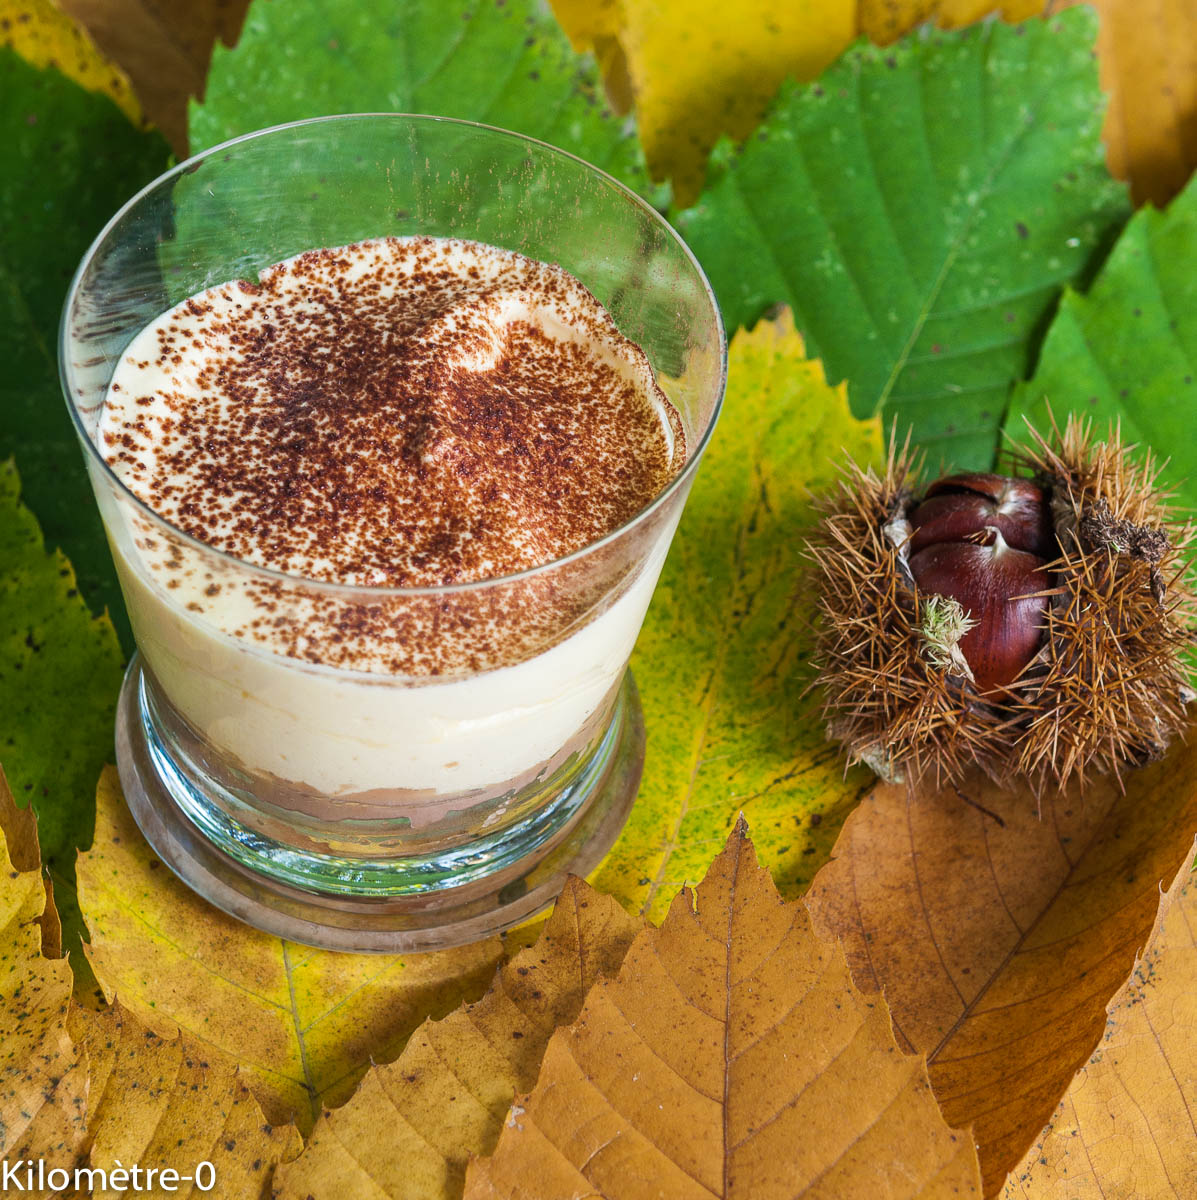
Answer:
60;114;725;951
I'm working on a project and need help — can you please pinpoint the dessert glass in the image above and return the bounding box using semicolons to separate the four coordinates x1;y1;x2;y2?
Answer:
60;114;725;952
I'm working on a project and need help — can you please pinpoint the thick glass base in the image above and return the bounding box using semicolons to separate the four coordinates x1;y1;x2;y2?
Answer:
114;655;644;952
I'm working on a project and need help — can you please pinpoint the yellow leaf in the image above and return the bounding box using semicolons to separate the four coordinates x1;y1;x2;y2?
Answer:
598;311;883;924
274;878;641;1200
0;767;85;1163
53;0;250;150
805;738;1197;1195
0;0;141;124
552;0;855;203
1002;839;1197;1198
69;1002;302;1198
76;767;504;1131
465;819;983;1198
1050;0;1197;205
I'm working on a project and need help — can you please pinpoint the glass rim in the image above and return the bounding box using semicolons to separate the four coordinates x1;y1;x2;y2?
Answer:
59;111;727;600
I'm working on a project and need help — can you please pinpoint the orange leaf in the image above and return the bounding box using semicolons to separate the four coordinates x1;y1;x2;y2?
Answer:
806;738;1197;1194
274;878;641;1200
1051;0;1197;205
70;1002;302;1197
1003;837;1197;1197
465;819;982;1198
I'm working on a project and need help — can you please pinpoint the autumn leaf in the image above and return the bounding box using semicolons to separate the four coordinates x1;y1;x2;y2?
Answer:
76;768;504;1130
54;0;250;151
553;0;1196;211
465;818;983;1198
552;0;855;205
0;0;142;122
0;768;83;1163
593;312;881;925
1002;840;1197;1198
273;878;641;1200
0;461;124;974
805;737;1197;1195
0;46;168;651
1005;172;1197;518
69;1002;302;1198
858;0;1044;42
0;768;301;1195
1050;0;1197;206
676;12;1130;472
192;0;661;204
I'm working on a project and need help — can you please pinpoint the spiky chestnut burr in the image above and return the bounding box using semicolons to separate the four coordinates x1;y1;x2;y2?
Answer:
808;416;1196;793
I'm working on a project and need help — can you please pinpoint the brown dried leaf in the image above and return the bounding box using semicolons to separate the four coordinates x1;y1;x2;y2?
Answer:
68;1002;301;1198
77;768;504;1130
274;878;642;1200
465;819;982;1199
54;0;250;150
805;737;1197;1195
1003;839;1197;1198
0;766;81;1160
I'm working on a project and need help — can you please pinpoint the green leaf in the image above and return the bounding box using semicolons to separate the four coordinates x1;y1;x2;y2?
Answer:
1005;174;1197;516
594;312;882;924
0;458;124;965
191;0;662;204
0;49;170;653
674;12;1130;471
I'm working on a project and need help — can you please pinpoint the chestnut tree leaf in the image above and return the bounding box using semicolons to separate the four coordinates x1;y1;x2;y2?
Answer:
75;767;505;1132
805;737;1197;1195
69;1002;303;1197
597;311;883;925
0;0;142;123
550;0;855;205
465;819;983;1199
191;0;661;204
1049;0;1197;206
1002;840;1197;1199
0;770;82;1162
1005;172;1197;517
273;878;641;1200
858;0;1045;43
0;46;169;651
53;0;249;151
675;11;1130;471
0;461;124;963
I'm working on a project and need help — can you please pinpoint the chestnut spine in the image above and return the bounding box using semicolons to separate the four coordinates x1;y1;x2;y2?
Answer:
808;416;1196;793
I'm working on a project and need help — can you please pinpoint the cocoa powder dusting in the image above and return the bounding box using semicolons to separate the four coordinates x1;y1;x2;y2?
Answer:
100;237;687;676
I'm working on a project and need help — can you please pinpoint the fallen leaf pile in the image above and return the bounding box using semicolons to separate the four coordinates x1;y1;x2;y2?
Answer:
0;771;303;1194
272;878;640;1199
1;0;1196;1196
79;769;504;1129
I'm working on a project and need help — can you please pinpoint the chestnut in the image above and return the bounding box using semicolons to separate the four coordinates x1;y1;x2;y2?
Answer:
906;473;1055;692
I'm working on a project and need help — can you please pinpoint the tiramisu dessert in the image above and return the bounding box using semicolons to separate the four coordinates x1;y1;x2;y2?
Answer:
96;236;687;844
